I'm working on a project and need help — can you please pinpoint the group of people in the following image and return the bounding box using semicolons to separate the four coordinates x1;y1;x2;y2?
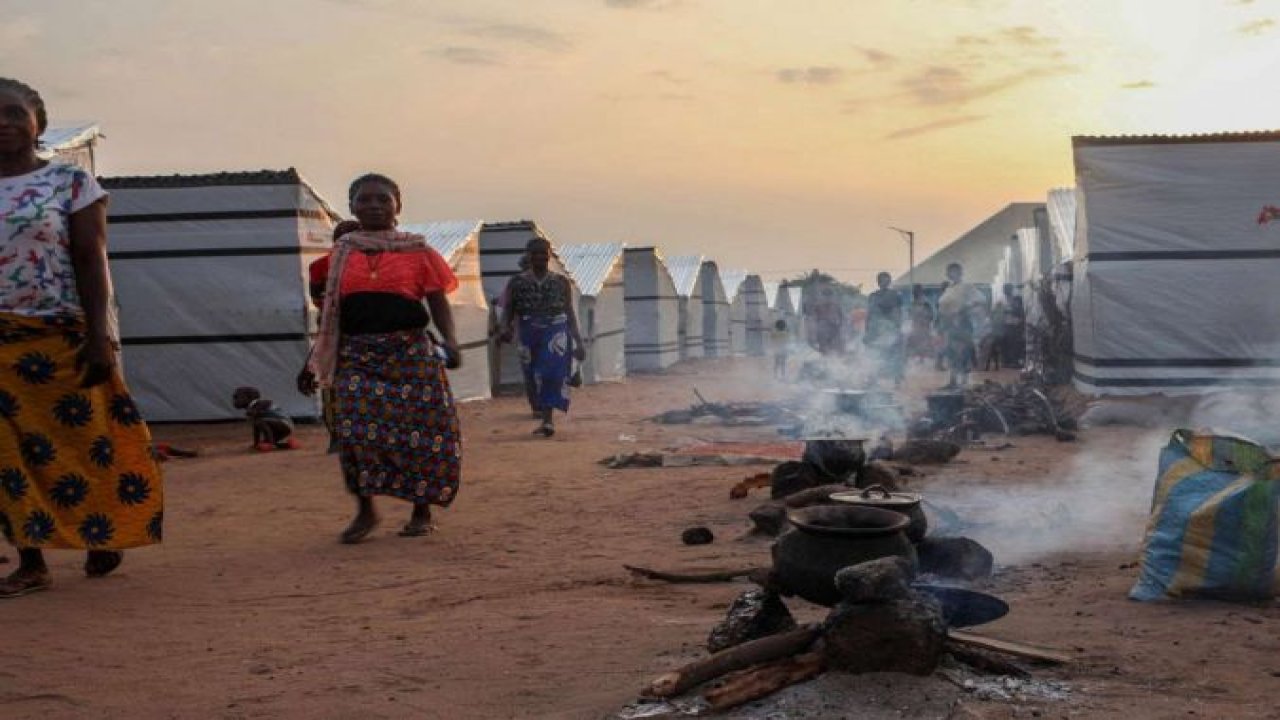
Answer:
0;76;590;598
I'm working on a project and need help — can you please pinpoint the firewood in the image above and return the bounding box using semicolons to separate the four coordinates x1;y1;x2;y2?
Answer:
643;625;821;698
947;630;1071;665
624;565;763;583
730;472;772;499
944;643;1030;678
702;652;825;711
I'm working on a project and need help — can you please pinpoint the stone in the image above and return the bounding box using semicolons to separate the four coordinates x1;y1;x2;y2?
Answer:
917;537;994;581
748;502;787;536
833;556;914;604
782;483;852;509
770;461;821;499
855;460;900;490
681;526;714;545
707;589;798;653
894;440;962;465
821;594;946;676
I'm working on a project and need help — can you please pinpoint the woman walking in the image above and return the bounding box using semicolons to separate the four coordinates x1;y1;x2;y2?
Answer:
298;173;462;542
499;237;585;437
0;78;163;597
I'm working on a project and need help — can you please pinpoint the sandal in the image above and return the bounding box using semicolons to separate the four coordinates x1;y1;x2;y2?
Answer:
0;570;51;599
532;422;555;438
340;513;379;544
398;522;437;537
85;550;123;578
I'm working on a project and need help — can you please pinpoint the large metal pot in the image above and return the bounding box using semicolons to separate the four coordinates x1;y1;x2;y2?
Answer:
771;505;917;607
829;485;928;543
802;437;866;482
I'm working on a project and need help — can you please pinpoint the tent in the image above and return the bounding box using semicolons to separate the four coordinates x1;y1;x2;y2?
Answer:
726;272;767;356
623;247;681;371
559;243;628;383
477;220;581;390
399;220;492;401
1072;131;1280;394
699;260;731;357
102;169;338;421
896;203;1045;289
666;255;706;360
39;124;102;173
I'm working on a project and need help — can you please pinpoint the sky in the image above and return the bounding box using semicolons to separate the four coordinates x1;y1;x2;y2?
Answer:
6;0;1280;285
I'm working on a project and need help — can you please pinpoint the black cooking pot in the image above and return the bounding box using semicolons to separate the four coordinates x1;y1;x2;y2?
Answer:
926;392;966;425
802;437;866;482
829;485;928;543
771;505;917;607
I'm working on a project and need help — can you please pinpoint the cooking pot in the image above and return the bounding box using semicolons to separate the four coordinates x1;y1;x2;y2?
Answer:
829;485;928;543
823;389;895;416
771;505;917;607
926;392;966;426
802;437;866;482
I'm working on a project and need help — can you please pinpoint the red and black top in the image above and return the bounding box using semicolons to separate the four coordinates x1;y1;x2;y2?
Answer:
309;249;458;335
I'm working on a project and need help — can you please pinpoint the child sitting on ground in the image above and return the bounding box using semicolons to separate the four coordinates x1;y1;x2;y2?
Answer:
232;386;299;452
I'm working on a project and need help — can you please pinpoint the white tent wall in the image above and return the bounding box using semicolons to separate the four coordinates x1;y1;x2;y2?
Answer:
786;286;804;342
1046;188;1079;314
400;220;491;402
559;243;627;384
722;270;748;355
741;274;768;356
624;247;681;371
39;124;102;174
1072;134;1280;394
763;281;782;328
700;261;731;357
103;170;336;421
667;255;706;360
478;221;581;390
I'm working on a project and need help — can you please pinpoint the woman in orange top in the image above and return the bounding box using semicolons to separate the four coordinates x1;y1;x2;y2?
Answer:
299;174;462;542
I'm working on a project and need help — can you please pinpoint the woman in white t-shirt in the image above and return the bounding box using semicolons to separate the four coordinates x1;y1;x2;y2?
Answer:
0;78;163;598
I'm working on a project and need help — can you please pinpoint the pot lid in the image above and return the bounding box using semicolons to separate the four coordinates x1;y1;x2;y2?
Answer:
829;485;921;507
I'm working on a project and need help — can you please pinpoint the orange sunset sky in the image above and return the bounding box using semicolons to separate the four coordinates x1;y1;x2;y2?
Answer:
7;0;1280;285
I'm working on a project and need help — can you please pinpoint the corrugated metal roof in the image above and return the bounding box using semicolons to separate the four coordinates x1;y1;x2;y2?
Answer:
39;124;101;152
101;168;306;189
1073;130;1280;147
559;243;625;296
666;255;705;297
401;220;483;263
721;269;747;299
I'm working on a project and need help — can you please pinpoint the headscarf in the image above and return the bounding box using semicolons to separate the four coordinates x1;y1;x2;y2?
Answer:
309;229;433;386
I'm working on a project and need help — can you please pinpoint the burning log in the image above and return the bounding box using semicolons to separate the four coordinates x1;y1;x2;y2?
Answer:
643;625;823;698
729;472;772;499
702;652;825;711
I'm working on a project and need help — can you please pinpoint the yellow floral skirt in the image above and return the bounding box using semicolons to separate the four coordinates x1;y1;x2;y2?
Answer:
0;313;163;550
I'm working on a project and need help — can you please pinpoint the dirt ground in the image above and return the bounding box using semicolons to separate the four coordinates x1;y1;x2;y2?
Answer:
4;357;1280;719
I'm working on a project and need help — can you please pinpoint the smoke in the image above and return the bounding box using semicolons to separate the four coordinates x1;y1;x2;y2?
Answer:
924;427;1168;565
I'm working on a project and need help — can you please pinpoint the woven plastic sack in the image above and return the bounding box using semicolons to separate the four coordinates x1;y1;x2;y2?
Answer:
1130;430;1280;601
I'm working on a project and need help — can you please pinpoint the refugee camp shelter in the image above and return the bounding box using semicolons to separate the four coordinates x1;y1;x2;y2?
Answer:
623;247;681;371
897;203;1045;289
727;272;768;356
102;169;338;421
667;255;706;360
477;220;580;389
1072;131;1280;394
559;243;627;384
700;260;731;357
1046;188;1078;314
39;124;103;173
400;220;491;401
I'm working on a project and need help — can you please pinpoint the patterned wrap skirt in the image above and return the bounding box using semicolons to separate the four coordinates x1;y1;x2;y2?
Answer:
0;313;163;550
334;329;461;506
517;314;571;413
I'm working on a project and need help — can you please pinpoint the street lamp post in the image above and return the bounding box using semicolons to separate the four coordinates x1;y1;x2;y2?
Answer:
889;227;914;286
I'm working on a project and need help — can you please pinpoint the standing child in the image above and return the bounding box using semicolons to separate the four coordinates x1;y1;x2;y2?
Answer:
770;319;790;379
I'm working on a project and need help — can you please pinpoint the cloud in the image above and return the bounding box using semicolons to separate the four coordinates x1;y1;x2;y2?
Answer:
859;48;896;67
436;46;503;66
1239;18;1276;35
1121;80;1156;89
885;115;985;140
1000;26;1057;47
777;66;844;85
899;62;1073;106
648;69;686;84
463;22;572;52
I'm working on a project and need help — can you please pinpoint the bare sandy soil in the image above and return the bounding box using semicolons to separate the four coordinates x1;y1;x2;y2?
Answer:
4;357;1280;719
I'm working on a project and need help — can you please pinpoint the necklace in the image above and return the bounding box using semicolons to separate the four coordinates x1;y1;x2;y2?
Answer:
364;250;385;279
